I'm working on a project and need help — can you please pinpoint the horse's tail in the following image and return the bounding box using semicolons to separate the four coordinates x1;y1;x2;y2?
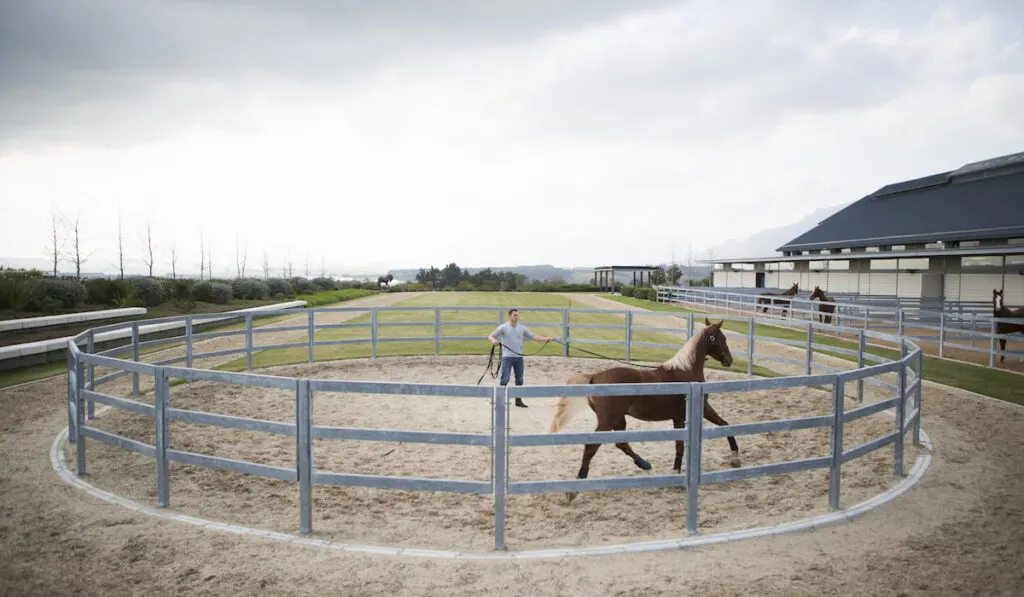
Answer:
548;373;593;433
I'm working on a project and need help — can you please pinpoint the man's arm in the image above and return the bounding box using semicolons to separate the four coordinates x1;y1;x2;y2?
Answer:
488;324;504;346
524;327;554;343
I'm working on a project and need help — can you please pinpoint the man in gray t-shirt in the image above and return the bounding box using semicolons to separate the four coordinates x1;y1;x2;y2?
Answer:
488;308;554;408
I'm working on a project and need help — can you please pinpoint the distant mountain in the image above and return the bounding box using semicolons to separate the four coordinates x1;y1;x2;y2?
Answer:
707;203;849;260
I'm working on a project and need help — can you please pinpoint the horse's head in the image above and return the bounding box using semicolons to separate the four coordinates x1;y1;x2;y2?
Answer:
810;286;823;300
789;283;799;294
702;317;733;367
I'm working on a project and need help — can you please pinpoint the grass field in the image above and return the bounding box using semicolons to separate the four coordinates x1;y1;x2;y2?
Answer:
214;292;778;376
604;295;1024;406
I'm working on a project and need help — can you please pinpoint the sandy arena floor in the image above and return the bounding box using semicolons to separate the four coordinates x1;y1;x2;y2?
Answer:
2;292;1023;596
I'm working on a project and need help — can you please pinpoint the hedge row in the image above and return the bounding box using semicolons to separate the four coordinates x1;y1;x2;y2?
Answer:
0;271;375;314
620;285;658;300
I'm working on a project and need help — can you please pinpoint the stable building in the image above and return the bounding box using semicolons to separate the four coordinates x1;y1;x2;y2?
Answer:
710;151;1024;303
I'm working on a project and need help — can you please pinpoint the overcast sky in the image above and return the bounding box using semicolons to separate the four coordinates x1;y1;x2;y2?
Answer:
1;0;1022;276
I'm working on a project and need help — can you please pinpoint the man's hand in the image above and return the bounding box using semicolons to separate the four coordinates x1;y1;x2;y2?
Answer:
489;337;500;346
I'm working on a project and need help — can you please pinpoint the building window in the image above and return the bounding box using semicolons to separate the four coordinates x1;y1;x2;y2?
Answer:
960;240;980;248
892;245;906;251
830;260;850;271
809;261;827;271
899;258;929;271
766;261;795;272
925;241;943;249
870;259;899;270
1007;255;1024;266
961;256;1002;268
714;263;724;271
866;246;880;253
841;248;852;254
1009;238;1024;245
731;263;754;271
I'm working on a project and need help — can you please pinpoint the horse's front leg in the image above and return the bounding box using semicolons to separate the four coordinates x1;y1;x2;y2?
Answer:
567;419;611;504
703;396;741;468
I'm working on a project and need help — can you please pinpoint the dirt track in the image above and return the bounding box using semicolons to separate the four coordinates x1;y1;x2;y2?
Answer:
2;292;1023;596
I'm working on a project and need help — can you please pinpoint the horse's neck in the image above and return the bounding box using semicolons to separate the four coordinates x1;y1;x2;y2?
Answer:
663;335;706;379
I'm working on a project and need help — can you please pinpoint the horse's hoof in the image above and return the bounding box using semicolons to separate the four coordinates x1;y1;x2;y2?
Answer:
730;452;742;468
565;491;578;504
636;458;652;471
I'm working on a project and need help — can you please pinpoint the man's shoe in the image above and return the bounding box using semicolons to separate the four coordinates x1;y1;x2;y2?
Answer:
515;398;528;408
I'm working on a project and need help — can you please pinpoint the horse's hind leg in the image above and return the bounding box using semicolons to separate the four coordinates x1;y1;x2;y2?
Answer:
672;415;685;474
612;417;651;471
1000;338;1006;363
566;418;611;503
702;397;741;468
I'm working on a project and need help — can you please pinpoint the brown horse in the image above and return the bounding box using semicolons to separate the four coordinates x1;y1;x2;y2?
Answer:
757;282;799;317
548;318;740;502
993;289;1024;363
809;285;837;325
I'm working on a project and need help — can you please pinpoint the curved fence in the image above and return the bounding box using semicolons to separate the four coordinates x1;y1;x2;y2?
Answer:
64;305;924;552
656;285;1024;367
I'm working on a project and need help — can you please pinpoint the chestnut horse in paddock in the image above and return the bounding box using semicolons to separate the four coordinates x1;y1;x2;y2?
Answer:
993;289;1024;363
757;282;799;317
548;318;740;503
809;285;837;325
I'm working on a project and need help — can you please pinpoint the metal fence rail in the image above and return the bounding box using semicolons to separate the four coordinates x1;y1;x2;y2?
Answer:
66;305;924;552
656;285;1024;367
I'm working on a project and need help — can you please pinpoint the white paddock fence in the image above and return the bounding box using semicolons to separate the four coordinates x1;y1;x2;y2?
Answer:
656;285;1024;367
65;305;924;552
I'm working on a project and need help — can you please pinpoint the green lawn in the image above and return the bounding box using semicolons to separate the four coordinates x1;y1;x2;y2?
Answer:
604;295;1024;406
214;292;777;376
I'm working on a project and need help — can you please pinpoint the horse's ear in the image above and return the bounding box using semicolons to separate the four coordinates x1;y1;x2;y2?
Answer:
704;317;711;326
717;319;725;328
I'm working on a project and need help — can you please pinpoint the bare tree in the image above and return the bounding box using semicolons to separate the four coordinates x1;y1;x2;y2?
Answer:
64;211;93;279
169;242;179;279
207;242;213;280
140;219;155;277
199;232;205;280
304;253;309;278
235;235;247;278
116;211;127;279
44;208;64;276
285;248;293;278
261;246;270;279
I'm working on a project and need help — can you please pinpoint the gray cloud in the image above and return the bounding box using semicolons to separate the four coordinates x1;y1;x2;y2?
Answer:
525;0;1024;141
0;0;678;150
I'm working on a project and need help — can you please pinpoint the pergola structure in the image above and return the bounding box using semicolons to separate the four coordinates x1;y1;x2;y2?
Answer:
592;265;661;293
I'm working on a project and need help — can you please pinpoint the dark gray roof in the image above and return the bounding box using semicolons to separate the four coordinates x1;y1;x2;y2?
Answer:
779;151;1024;252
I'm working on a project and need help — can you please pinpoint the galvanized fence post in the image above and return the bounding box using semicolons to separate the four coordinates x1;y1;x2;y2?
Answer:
561;309;569;357
938;310;945;359
895;342;907;477
307;309;315;364
897;308;904;336
864;307;870;330
434;308;442;356
746;317;755;376
297;379;313;535
245;313;254;372
989;319;997;367
857;330;866;403
686;382;703;535
185;316;194;368
805;322;814;375
74;352;86;476
687;312;695;341
86;331;95;418
914;349;923;446
829;375;844;509
492;385;507;551
624;311;633;362
155;367;170;507
371;308;378;359
66;349;77;444
131;322;140;396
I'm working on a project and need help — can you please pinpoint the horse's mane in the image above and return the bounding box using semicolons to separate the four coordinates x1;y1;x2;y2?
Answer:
663;328;703;372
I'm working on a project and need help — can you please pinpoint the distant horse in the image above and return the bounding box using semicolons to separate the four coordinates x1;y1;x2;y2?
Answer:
377;274;394;291
992;289;1024;363
757;282;799;317
548;318;740;503
809;285;837;325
